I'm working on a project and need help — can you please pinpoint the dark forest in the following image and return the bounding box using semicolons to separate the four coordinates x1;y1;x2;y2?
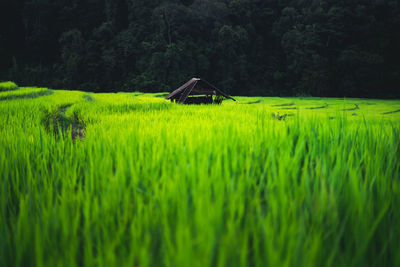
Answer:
1;0;399;97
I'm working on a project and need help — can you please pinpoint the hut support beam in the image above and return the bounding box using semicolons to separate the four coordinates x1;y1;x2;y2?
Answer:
178;80;198;103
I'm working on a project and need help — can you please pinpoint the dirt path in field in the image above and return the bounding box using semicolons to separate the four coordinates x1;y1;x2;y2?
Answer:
43;103;85;140
61;105;85;140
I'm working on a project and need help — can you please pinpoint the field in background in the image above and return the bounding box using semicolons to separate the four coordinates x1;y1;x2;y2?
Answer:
0;81;18;91
1;87;400;267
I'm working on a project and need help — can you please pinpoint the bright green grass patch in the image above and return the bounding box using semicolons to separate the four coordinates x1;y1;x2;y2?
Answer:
0;81;18;91
0;90;399;267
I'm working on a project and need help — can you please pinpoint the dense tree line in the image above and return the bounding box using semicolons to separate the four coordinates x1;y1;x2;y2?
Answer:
1;0;399;97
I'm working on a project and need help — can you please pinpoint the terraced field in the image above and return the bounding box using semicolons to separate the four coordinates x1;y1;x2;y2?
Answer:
1;87;399;267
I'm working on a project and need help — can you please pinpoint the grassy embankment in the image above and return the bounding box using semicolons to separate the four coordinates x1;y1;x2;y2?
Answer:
0;87;399;267
0;81;18;91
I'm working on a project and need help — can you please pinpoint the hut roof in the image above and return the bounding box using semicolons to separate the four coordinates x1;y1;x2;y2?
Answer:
165;78;235;103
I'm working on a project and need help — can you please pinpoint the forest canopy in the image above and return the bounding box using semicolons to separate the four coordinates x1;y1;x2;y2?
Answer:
1;0;399;98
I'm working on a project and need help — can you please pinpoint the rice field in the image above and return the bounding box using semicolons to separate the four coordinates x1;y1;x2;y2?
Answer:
0;81;18;91
1;87;399;267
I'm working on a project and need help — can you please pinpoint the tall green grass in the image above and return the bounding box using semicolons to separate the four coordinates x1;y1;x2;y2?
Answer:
0;81;18;91
0;89;399;266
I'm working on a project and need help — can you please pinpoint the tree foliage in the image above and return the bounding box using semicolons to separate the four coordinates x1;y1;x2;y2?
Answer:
1;0;399;97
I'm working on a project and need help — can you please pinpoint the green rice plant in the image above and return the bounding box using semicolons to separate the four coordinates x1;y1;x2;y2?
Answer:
0;87;51;101
0;81;18;91
0;90;399;267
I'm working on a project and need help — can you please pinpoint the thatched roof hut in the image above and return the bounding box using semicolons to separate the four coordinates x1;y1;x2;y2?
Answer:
165;78;235;104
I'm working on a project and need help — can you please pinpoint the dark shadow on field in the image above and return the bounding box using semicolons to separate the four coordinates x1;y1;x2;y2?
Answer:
130;92;144;97
83;94;95;102
272;102;295;107
0;88;18;92
343;104;360;111
383;109;400;115
153;93;169;98
0;90;53;101
280;107;297;110
306;103;329;109
41;103;86;141
271;112;295;121
239;100;263;104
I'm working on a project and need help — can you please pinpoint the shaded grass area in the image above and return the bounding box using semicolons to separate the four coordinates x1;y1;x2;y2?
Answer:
41;104;86;140
280;107;298;110
153;92;169;98
0;87;52;101
383;109;400;115
83;94;95;102
306;103;329;109
343;104;360;111
271;102;295;107
0;90;399;267
239;99;263;104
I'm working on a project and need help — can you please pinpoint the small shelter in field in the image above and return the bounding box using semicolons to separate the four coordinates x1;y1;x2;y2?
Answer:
165;78;236;104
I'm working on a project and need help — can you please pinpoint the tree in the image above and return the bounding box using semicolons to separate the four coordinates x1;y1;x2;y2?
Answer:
0;0;399;97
